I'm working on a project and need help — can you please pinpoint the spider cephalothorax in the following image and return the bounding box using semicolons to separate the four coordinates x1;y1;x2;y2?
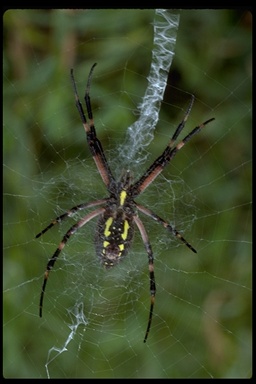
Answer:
36;63;214;342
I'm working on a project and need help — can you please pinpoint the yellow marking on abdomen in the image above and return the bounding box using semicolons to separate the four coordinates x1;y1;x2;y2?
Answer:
104;217;113;237
121;220;130;240
103;240;110;249
118;243;124;256
120;190;127;206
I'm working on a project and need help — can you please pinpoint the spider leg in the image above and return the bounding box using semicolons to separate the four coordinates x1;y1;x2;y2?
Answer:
39;207;105;317
36;199;107;238
168;95;195;147
70;65;115;189
133;215;156;343
136;203;197;253
131;96;215;196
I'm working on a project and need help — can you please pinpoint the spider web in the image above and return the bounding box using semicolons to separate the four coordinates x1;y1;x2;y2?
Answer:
3;9;252;379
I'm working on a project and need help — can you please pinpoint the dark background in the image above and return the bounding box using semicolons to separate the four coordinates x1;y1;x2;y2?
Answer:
3;9;252;378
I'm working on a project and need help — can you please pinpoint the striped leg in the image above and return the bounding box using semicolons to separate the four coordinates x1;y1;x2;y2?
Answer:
70;64;115;189
39;207;105;317
132;96;214;196
134;215;156;343
36;199;107;238
136;203;197;253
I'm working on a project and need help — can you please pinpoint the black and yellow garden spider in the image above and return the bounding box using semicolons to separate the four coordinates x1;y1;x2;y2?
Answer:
36;63;214;342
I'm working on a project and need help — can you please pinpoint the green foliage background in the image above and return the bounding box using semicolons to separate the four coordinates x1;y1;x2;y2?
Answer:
3;9;252;378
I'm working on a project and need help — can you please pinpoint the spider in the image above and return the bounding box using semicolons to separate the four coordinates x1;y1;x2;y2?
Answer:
36;63;214;342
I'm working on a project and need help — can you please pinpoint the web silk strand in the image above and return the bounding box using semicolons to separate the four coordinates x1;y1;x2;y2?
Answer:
120;9;180;164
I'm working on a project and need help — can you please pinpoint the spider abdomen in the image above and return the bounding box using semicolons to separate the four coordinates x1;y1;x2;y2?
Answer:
95;210;134;268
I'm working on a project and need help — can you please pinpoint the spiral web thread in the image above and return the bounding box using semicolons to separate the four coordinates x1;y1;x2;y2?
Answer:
119;9;180;164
